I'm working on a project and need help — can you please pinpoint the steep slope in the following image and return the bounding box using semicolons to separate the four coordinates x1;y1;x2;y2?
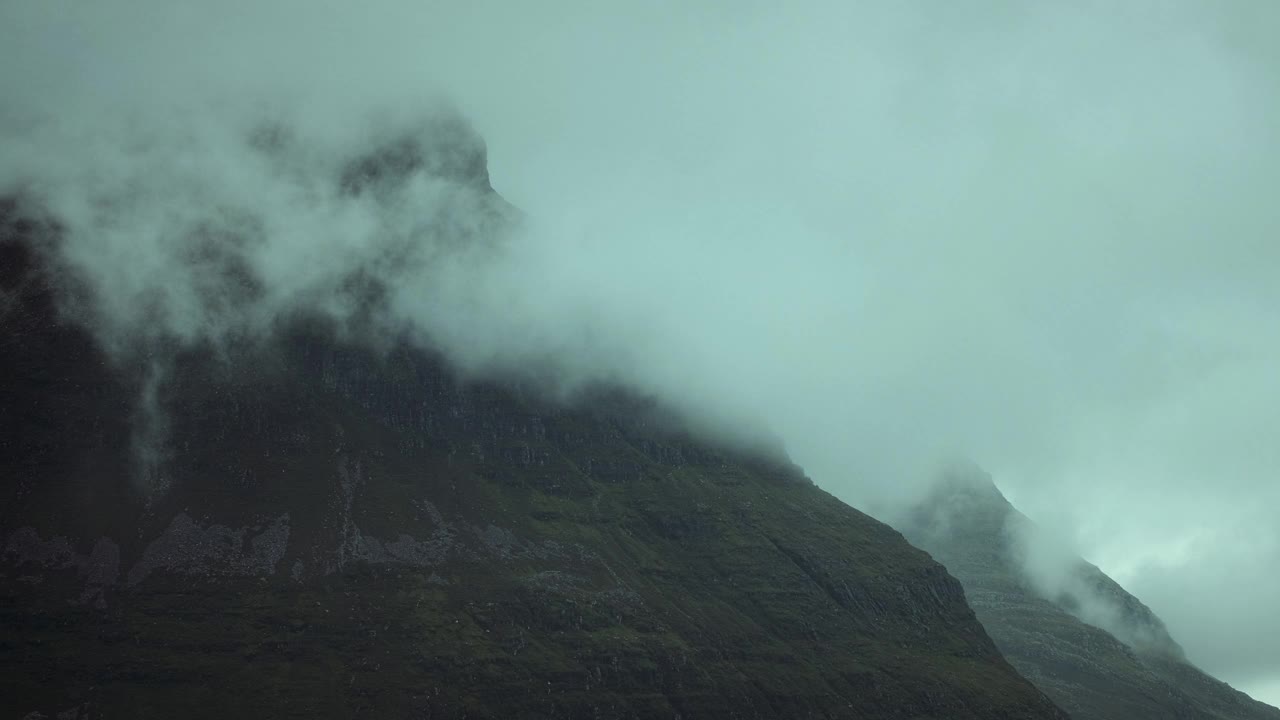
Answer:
900;469;1280;720
0;165;1065;716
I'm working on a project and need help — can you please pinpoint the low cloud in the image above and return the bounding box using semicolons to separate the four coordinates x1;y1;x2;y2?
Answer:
1004;510;1185;659
3;0;1280;701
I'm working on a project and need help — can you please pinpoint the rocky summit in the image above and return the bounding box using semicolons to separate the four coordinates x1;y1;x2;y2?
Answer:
900;469;1280;720
0;126;1065;719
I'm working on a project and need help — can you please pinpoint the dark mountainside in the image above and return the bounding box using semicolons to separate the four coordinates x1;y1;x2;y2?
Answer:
0;121;1067;719
900;469;1280;720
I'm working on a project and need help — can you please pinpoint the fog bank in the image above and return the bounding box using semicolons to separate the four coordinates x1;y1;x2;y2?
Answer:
3;0;1279;702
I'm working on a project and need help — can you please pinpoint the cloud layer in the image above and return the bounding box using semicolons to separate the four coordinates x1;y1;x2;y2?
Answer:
3;0;1279;701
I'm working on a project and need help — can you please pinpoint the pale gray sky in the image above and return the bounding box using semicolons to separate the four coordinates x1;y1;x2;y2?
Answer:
3;0;1278;704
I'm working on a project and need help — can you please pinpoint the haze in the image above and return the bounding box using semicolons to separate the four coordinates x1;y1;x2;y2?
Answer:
3;0;1278;704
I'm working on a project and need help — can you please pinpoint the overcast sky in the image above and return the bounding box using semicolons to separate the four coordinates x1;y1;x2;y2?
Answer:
3;0;1279;704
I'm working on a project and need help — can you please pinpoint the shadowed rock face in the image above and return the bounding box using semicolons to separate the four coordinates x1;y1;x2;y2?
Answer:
0;206;1069;716
900;470;1280;720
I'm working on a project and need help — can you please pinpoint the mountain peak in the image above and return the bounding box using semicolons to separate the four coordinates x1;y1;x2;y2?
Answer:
336;109;494;195
932;462;1010;505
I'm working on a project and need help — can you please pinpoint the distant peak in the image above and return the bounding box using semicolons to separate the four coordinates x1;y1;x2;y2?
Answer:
338;109;493;196
926;461;1012;511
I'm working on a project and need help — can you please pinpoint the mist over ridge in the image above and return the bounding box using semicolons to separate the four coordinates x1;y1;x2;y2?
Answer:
4;0;1280;702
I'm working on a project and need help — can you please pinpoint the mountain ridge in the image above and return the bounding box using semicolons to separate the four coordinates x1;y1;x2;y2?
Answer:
1;167;1067;718
899;467;1280;720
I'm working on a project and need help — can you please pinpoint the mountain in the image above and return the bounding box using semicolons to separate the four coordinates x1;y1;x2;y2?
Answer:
0;125;1066;718
899;468;1280;720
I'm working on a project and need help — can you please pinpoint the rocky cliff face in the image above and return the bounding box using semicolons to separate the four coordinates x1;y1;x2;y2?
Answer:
0;144;1066;717
900;469;1280;720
